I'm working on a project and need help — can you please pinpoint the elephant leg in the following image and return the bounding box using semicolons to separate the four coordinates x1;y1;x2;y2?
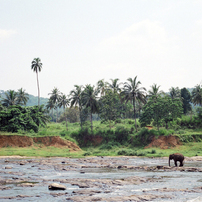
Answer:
179;161;183;167
175;160;177;167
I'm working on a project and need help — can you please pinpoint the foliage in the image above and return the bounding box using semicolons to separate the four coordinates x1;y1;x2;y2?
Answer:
31;57;43;106
82;84;99;132
121;76;147;131
181;87;192;114
0;105;49;133
140;96;183;130
192;84;202;106
99;90;123;128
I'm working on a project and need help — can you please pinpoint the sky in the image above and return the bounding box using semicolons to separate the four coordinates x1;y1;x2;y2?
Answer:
0;0;202;98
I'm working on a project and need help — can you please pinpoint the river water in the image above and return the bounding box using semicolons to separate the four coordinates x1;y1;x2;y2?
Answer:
0;157;202;202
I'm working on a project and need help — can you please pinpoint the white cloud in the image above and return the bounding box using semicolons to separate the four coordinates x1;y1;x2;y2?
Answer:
94;20;179;68
0;29;17;40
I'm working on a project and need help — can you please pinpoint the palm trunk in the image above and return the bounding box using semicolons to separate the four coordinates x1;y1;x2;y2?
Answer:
79;106;83;130
64;106;68;130
133;98;138;132
90;112;93;133
36;71;40;107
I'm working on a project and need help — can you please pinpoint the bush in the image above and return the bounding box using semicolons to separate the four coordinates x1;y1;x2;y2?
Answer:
117;149;137;156
100;142;120;150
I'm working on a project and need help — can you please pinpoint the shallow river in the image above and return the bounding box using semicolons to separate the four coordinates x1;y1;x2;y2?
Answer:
0;156;202;202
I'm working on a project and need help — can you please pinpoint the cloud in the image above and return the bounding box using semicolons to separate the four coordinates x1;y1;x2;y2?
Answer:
92;20;179;71
0;29;17;40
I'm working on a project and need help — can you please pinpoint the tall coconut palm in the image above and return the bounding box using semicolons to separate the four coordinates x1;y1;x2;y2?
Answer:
2;90;19;107
97;79;107;97
82;84;99;133
147;84;164;100
46;99;55;121
31;57;43;106
169;87;181;100
49;87;61;122
69;85;83;129
106;78;122;94
192;84;202;106
122;76;147;131
58;93;69;130
17;88;29;106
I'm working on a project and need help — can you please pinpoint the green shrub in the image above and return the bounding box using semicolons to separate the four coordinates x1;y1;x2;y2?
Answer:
117;149;137;156
151;149;156;154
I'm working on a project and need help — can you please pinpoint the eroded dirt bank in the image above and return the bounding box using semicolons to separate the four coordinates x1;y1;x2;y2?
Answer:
0;135;81;151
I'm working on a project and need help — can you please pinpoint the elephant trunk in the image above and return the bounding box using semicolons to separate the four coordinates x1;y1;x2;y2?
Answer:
169;156;171;166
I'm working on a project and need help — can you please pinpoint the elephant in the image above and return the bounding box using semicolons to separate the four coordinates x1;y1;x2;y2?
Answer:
169;153;184;167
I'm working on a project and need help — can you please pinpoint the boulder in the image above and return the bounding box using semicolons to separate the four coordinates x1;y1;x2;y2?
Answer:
48;183;66;190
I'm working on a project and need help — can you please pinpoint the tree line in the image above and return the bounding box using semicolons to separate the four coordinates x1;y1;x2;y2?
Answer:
45;77;202;132
0;55;202;134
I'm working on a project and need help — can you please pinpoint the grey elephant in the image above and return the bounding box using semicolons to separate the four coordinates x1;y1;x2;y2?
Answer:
169;153;184;167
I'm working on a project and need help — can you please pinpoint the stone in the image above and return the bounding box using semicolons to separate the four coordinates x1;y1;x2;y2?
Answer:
48;183;66;190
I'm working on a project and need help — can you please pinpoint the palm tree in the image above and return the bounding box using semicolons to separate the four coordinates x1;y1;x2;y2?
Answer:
147;84;164;100
58;93;69;130
49;87;61;122
17;88;29;106
46;99;55;121
169;87;181;100
122;76;147;131
106;78;122;94
97;79;107;97
82;84;99;133
1;90;19;107
31;58;43;106
69;85;84;129
192;84;202;106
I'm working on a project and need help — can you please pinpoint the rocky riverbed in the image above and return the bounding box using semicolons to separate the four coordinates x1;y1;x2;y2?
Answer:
0;156;202;201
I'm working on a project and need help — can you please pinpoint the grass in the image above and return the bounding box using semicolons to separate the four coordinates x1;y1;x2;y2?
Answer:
1;120;202;158
0;146;84;158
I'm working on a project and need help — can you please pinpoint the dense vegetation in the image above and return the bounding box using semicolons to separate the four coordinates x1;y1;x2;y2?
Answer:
1;71;202;157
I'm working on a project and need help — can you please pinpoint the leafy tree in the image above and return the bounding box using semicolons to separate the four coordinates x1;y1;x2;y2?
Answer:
31;57;43;106
49;87;61;122
17;88;29;106
58;93;69;130
0;105;49;132
82;84;99;132
69;85;84;129
140;95;183;130
1;90;19;107
181;87;192;114
59;107;79;123
192;84;202;106
99;90;123;129
122;76;147;131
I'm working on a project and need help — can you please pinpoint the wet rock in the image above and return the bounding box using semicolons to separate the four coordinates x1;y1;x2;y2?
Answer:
17;183;35;187
5;166;12;169
50;192;68;197
66;193;172;202
48;183;66;190
72;189;102;195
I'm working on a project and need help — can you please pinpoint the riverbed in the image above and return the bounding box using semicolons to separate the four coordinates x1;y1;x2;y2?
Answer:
0;156;202;201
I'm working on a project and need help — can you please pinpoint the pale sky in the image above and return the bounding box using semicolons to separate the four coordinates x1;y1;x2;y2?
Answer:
0;0;202;98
